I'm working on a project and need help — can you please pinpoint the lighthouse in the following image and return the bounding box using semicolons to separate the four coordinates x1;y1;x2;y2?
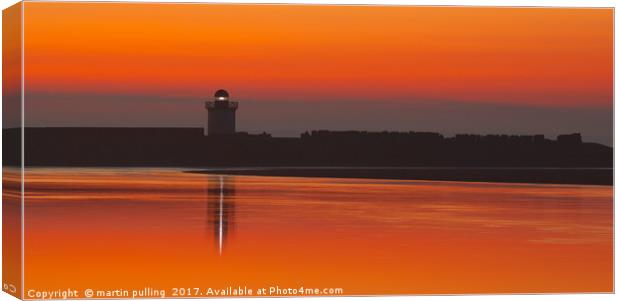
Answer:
205;89;238;136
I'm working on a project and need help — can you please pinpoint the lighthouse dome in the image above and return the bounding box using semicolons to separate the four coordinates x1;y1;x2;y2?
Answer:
214;89;230;100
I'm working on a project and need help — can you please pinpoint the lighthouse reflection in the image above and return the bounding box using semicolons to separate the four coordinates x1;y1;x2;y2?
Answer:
205;175;236;255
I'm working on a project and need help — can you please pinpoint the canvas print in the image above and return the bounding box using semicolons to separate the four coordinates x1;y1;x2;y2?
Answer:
2;1;613;299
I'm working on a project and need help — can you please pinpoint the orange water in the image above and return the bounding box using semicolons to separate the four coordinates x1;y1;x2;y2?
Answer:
21;168;612;297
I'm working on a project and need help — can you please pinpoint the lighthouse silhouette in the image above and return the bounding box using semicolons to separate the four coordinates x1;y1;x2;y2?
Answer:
205;89;238;136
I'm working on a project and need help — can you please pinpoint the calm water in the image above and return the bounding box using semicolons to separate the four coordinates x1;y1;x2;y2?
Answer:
19;168;612;296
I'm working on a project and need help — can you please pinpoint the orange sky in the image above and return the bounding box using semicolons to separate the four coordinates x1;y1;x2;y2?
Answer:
23;3;613;107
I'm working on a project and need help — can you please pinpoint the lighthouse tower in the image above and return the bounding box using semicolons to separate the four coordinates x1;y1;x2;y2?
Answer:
205;89;238;136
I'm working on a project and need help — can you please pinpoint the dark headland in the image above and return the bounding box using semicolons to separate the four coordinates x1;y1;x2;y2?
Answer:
4;127;612;185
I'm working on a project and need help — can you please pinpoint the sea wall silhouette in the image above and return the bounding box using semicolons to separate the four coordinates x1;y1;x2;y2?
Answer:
4;128;611;168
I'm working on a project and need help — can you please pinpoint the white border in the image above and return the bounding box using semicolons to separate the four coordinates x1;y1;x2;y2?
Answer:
12;0;617;7
0;1;616;301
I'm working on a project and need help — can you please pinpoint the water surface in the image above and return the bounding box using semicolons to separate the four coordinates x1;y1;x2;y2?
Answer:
23;168;612;295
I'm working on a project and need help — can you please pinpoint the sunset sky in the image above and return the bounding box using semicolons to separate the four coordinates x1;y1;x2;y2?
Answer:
20;3;613;144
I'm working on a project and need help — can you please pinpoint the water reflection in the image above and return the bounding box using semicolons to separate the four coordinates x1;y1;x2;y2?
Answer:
2;168;21;298
205;175;236;255
22;168;613;293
